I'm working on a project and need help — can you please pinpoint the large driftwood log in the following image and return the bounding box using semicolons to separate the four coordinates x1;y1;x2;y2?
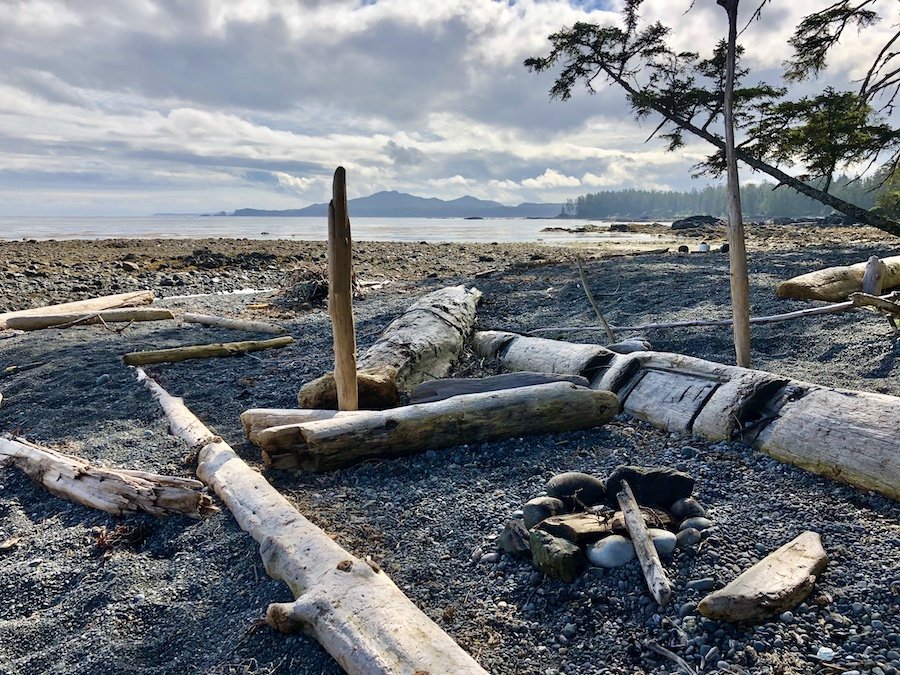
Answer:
698;531;827;621
776;254;900;301
0;436;215;517
256;382;619;472
182;313;286;335
123;336;293;365
474;331;900;501
472;330;613;379
299;285;481;409
409;371;590;404
138;370;487;675
6;308;175;331
0;290;155;329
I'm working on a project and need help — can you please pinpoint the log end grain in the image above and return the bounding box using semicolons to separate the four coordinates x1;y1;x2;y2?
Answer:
297;368;400;410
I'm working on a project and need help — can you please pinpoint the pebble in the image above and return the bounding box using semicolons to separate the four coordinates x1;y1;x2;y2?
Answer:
780;611;794;623
586;535;635;568
545;472;606;509
480;552;500;564
680;446;699;459
671;497;707;520
523;496;566;529
687;577;716;592
96;373;110;386
648;528;677;557
133;593;145;604
816;646;836;661
676;527;702;548
679;517;713;532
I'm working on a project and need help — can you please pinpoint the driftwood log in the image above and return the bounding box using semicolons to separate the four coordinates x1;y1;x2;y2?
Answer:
776;254;900;301
0;290;155;329
6;308;175;331
256;382;619;472
475;331;900;502
698;531;827;621
617;480;672;606
138;370;487;675
182;313;286;335
299;285;481;409
409;371;590;404
123;336;293;365
240;408;356;447
0;435;215;517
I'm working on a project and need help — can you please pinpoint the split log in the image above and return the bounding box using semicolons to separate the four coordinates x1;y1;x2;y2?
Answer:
409;371;590;404
182;313;286;335
6;308;175;331
475;331;900;501
257;382;620;472
776;254;900;301
616;480;672;606
0;435;215;518
472;331;614;380
240;408;359;446
298;285;481;409
123;336;293;365
138;370;488;675
0;290;155;329
698;531;827;621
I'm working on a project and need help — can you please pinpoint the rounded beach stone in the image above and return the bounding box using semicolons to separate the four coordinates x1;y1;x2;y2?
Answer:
545;472;606;509
523;496;566;529
649;528;677;557
605;465;694;509
671;497;707;520
679;516;713;532
676;527;702;548
587;535;635;568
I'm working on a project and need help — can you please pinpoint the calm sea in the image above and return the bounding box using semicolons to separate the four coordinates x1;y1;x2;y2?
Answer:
0;215;660;244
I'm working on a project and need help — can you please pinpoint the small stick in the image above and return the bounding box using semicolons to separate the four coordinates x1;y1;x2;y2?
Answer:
575;256;616;343
644;640;697;675
329;167;359;411
123;336;293;365
616;480;672;606
182;313;286;335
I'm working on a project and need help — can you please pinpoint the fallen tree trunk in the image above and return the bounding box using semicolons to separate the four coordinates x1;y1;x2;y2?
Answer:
474;331;900;501
255;382;619;472
123;336;293;365
0;290;155;329
138;370;488;675
0;435;215;517
6;308;175;331
298;285;481;409
182;313;286;335
776;255;900;302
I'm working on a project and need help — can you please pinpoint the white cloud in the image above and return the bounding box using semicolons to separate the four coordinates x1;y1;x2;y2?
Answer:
521;169;582;188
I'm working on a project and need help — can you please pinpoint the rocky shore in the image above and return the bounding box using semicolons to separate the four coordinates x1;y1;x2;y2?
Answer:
1;227;899;674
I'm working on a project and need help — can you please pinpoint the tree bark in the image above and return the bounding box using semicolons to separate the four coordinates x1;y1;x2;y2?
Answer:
328;166;359;411
777;255;900;301
182;313;286;335
299;285;481;409
257;382;619;472
137;370;488;675
0;435;215;518
123;336;293;365
0;290;155;329
6;308;174;331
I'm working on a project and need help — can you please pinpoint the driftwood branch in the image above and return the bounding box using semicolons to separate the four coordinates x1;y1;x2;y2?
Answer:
0;435;215;518
182;313;286;335
123;336;293;365
6;308;174;331
849;292;900;317
137;370;487;675
616;480;672;606
575;256;616;343
0;290;155;329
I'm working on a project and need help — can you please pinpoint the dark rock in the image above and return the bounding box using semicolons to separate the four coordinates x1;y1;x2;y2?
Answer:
605;465;694;508
523;496;566;529
671;215;722;230
545;472;606;509
671;497;707;520
679;516;713;531
497;519;531;557
529;530;586;582
677;245;690;253
676;527;702;548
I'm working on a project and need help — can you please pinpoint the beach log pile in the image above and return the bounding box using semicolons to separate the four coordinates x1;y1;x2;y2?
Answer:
474;331;900;502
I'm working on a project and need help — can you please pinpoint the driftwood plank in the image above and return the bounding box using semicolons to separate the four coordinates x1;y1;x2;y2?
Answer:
138;370;488;675
409;371;589;404
123;336;293;365
698;531;827;621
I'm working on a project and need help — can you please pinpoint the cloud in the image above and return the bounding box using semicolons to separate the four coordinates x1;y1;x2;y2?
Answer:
521;168;582;188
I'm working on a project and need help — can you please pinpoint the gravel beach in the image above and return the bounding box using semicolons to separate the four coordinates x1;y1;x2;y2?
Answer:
1;224;898;675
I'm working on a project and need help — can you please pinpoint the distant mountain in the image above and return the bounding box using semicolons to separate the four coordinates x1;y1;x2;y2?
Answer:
231;190;562;218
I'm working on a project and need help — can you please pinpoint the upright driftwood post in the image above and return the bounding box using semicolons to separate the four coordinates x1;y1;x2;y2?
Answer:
329;167;358;411
862;255;886;295
718;0;752;368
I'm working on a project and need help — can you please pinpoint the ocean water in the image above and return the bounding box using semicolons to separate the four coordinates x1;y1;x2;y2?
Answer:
0;215;661;244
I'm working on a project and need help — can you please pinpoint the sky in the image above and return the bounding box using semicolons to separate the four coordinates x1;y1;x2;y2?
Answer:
0;0;897;216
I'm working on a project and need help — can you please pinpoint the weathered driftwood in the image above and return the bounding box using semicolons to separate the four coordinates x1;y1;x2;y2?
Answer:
328;166;359;411
576;256;616;342
849;291;900;317
776;254;900;301
123;336;293;365
138;370;487;675
257;382;619;472
698;531;827;621
472;330;612;379
617;481;672;606
862;255;886;295
240;408;358;447
474;331;900;501
536;508;672;544
409;371;590;404
6;308;175;331
0;435;215;518
182;313;286;335
299;285;481;409
0;290;155;329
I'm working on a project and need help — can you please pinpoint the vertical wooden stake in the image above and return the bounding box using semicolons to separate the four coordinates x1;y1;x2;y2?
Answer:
328;167;358;411
862;255;886;295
